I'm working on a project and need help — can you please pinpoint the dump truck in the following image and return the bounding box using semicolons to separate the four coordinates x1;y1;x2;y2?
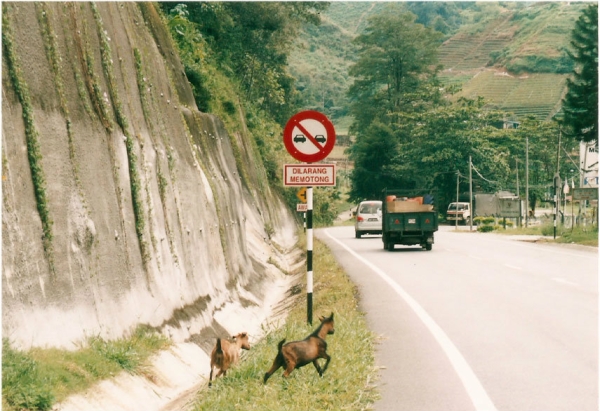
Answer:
382;189;438;251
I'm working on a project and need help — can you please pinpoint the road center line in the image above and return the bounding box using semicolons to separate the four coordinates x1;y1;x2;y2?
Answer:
324;230;498;411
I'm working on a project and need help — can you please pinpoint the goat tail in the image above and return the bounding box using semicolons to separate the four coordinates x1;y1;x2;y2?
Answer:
277;338;286;352
216;338;223;354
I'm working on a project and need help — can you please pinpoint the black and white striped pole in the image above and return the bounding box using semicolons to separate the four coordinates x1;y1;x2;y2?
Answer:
306;186;313;325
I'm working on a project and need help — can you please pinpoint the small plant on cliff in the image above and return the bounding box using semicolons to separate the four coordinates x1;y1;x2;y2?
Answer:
90;7;149;264
2;5;54;271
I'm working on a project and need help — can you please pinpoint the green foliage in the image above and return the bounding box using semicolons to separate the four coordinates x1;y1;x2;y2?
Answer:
348;5;443;134
506;54;574;74
349;120;404;201
475;216;496;225
2;327;170;411
160;2;329;125
561;3;598;144
477;224;495;232
2;340;55;411
163;4;212;112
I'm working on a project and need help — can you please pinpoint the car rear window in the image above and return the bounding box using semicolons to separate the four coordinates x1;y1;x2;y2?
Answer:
359;203;381;214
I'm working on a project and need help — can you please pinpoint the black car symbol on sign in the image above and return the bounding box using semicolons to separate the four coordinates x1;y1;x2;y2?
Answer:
294;134;306;143
315;135;326;143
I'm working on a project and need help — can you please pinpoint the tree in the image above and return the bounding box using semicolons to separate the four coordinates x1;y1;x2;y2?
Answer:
561;3;598;145
347;5;443;134
348;120;406;201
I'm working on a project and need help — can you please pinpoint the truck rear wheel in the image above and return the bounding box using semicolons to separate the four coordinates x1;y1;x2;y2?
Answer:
425;243;432;251
387;242;394;251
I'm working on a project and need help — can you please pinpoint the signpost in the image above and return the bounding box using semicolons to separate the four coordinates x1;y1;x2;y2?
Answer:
283;110;336;325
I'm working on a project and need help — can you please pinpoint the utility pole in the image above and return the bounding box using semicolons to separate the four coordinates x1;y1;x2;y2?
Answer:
516;158;520;198
469;156;473;231
456;171;459;229
554;129;562;239
525;136;529;227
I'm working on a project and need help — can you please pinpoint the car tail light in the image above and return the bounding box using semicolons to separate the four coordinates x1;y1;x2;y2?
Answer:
357;216;364;222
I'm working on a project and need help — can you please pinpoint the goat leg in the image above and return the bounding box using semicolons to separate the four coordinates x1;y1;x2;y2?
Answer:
320;354;331;375
264;357;283;383
312;359;323;376
209;366;214;387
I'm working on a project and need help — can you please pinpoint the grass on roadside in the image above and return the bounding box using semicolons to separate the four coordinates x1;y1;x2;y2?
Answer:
467;220;598;247
548;225;598;247
2;325;170;411
190;237;379;411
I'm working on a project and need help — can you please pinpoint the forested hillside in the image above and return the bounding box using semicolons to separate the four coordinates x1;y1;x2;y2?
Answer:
287;2;596;210
289;1;588;128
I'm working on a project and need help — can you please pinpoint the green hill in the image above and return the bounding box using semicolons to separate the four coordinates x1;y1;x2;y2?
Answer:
289;1;586;127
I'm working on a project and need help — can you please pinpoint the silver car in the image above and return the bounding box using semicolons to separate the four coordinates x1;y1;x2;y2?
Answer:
354;200;382;238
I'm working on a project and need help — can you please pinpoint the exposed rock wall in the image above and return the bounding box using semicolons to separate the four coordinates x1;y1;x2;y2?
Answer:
2;2;296;350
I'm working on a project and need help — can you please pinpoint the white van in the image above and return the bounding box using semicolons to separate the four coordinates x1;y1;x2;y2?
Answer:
354;200;382;238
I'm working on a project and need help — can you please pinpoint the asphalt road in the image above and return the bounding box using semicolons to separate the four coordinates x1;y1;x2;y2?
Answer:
316;225;598;411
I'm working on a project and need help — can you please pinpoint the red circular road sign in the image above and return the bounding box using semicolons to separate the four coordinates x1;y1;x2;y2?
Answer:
283;110;336;163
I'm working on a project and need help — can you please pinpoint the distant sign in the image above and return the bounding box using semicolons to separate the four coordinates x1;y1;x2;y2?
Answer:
283;111;336;163
498;197;524;218
572;187;598;201
297;203;308;212
580;142;598;188
284;164;336;187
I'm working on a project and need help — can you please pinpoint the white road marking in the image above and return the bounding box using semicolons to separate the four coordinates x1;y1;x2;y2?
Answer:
324;230;498;411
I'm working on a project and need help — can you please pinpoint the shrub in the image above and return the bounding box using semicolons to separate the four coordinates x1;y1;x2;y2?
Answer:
474;216;495;225
477;224;495;232
541;223;555;236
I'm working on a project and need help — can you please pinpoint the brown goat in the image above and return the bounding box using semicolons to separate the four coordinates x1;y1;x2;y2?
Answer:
263;313;334;383
208;332;250;387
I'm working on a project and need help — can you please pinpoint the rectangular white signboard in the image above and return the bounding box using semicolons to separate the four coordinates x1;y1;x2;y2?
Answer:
297;203;308;212
284;164;336;186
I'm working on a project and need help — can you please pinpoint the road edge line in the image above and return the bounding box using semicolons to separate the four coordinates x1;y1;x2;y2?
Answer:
323;229;498;411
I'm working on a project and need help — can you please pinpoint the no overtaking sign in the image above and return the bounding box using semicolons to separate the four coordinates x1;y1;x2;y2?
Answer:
283;110;336;163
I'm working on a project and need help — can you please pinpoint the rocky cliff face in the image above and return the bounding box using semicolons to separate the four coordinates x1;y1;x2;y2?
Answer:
2;2;296;349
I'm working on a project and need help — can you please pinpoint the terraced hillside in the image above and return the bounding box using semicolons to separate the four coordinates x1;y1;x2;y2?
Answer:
457;70;568;120
438;12;515;72
438;2;587;120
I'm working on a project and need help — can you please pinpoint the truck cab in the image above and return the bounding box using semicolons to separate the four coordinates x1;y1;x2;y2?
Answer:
447;202;470;224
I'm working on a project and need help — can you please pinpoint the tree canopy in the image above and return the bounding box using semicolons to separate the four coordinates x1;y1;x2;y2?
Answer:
561;3;598;145
347;5;443;135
